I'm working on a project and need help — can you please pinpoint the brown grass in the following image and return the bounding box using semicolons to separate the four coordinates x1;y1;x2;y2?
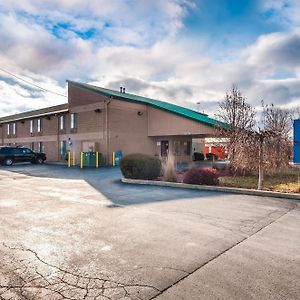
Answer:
219;169;300;193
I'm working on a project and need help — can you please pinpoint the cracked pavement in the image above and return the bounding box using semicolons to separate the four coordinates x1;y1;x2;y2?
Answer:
0;164;299;299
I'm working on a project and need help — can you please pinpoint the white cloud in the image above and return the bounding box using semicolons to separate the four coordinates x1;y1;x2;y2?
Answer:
260;0;300;28
0;76;66;117
247;30;300;70
0;0;299;119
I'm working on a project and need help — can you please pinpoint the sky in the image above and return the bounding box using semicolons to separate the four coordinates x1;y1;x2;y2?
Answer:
0;0;300;117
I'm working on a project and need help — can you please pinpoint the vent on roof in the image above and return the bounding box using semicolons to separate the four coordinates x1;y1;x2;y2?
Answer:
119;86;126;93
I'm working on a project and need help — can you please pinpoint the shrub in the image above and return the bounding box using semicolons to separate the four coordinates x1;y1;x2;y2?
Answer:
120;153;161;180
183;167;219;185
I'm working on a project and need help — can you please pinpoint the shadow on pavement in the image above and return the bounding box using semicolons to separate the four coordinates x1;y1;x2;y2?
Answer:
0;163;224;206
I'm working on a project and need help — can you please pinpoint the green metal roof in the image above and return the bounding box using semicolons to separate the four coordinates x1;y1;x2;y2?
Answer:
68;81;227;129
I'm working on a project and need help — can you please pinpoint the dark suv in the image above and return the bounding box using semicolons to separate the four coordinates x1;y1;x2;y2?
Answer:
0;146;46;166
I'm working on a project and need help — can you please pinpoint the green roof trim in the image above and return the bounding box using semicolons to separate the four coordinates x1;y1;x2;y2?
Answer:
68;80;228;129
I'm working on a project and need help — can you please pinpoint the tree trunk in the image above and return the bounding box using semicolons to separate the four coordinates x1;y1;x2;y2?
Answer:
257;139;264;190
258;164;264;190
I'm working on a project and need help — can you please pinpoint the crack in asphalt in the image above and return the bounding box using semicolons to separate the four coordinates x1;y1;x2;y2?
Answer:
0;244;160;300
0;203;297;300
149;203;298;299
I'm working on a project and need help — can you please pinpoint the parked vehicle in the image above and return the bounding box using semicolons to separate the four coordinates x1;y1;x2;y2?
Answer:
193;152;205;161
0;146;46;166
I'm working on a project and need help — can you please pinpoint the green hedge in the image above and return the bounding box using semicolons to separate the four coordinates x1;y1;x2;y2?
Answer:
120;153;161;180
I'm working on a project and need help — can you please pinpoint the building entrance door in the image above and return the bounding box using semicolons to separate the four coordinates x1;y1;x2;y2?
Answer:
161;140;169;157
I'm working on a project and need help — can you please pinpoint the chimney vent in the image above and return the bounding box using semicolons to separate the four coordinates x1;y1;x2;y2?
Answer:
120;86;123;93
122;87;125;93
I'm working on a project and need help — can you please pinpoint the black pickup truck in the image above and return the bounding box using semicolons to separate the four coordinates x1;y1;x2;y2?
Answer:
0;146;46;166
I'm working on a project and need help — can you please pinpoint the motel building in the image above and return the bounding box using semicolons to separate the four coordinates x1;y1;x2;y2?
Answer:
0;81;223;165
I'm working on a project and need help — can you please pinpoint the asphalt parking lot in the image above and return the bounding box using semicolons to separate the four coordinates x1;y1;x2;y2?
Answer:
0;164;299;300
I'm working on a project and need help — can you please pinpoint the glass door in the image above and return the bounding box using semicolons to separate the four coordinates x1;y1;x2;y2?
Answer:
161;140;169;157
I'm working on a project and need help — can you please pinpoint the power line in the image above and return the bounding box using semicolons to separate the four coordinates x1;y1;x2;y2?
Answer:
0;67;67;98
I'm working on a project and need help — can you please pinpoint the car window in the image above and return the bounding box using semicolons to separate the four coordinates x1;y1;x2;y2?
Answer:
12;148;23;154
23;148;33;154
0;148;11;154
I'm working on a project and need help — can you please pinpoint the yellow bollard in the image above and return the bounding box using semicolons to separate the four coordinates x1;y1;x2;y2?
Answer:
112;151;115;167
72;152;76;166
80;152;83;169
68;151;71;168
96;151;99;168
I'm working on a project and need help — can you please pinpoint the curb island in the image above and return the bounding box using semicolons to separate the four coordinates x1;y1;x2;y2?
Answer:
121;178;300;201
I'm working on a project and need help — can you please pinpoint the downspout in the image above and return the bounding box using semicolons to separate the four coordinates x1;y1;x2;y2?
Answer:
57;115;60;161
105;98;111;166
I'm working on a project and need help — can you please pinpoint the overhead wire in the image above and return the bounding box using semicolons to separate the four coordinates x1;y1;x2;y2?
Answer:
0;67;67;98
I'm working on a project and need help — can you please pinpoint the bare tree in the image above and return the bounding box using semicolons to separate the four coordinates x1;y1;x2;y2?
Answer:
256;104;293;189
216;85;256;174
216;86;293;190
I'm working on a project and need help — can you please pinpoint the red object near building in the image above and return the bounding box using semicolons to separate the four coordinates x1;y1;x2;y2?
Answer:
204;146;226;159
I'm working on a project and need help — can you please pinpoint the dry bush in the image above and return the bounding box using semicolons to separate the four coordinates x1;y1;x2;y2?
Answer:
162;152;177;182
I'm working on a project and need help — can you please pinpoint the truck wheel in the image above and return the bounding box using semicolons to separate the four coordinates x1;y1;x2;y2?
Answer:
4;158;13;166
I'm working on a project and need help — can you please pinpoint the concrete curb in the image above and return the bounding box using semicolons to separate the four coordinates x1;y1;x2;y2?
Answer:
121;178;300;201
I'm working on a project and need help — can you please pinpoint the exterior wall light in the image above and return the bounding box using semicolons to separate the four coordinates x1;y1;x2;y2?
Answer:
95;109;102;113
137;111;143;116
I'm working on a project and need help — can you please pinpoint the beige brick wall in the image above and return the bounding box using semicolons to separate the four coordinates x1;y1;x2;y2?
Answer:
68;84;107;107
0;84;213;164
108;100;154;159
1;114;60;161
148;107;215;137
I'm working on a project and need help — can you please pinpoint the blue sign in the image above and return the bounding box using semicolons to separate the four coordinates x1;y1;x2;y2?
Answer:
294;119;300;164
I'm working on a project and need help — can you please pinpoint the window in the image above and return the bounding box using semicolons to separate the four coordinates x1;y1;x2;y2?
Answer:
183;141;191;156
37;119;42;132
30;120;34;133
174;141;180;156
70;113;78;129
37;142;43;153
12;148;23;155
12;123;16;135
60;140;67;158
59;115;65;130
7;124;10;135
23;148;33;154
30;142;35;151
0;148;10;154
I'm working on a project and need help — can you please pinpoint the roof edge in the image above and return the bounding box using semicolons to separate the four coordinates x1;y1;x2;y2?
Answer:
0;103;68;124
